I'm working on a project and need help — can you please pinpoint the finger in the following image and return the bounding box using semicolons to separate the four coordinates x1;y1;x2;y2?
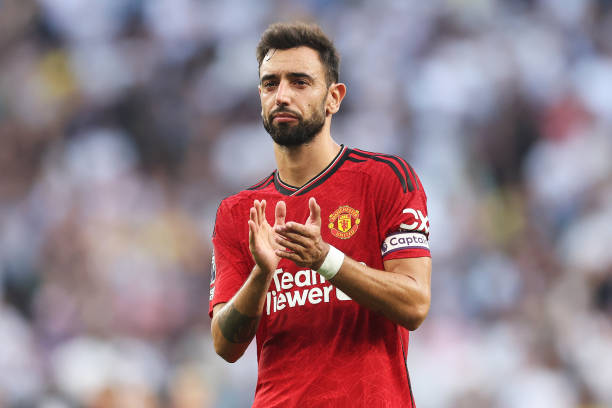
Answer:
275;229;311;247
275;249;304;265
279;221;312;237
248;219;257;246
250;207;257;224
275;201;286;227
309;197;321;225
275;235;307;252
259;199;267;225
253;200;260;225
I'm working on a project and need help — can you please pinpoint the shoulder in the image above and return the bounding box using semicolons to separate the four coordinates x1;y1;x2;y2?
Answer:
345;148;423;193
245;172;275;192
216;172;276;215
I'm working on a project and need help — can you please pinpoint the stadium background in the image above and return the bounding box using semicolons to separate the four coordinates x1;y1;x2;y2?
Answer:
1;0;612;407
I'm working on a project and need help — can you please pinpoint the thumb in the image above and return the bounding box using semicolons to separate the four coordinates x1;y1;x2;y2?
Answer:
275;201;286;227
248;219;256;250
308;197;321;225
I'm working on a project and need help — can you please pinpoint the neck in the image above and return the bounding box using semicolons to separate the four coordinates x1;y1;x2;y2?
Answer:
274;124;341;187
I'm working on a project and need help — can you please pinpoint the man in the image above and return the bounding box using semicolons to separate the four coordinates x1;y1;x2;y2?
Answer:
209;22;431;407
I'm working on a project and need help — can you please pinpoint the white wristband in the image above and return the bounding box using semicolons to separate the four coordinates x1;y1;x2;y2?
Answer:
316;245;345;280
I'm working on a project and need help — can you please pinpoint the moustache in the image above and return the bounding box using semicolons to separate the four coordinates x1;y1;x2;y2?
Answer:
269;108;302;120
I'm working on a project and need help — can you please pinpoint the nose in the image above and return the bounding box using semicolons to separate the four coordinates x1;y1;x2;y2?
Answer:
275;80;291;106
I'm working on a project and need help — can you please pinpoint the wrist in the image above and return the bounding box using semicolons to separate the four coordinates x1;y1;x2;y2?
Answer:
316;245;345;280
312;243;330;271
251;264;276;283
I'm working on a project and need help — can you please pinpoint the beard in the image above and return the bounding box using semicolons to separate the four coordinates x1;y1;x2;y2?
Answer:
263;102;326;147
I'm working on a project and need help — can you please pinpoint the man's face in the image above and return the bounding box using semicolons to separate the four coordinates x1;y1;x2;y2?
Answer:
259;46;330;147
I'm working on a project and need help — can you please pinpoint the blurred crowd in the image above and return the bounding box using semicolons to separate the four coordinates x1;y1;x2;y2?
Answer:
1;0;611;407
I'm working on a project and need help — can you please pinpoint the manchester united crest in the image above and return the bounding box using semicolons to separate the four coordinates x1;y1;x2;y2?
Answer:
328;205;360;239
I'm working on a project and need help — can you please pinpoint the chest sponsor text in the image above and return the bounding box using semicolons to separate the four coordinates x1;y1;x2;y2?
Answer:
266;268;351;315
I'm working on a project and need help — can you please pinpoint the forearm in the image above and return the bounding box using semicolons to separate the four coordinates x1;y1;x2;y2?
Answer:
329;256;431;330
212;265;274;362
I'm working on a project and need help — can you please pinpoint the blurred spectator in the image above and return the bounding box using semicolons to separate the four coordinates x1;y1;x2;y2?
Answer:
0;0;611;406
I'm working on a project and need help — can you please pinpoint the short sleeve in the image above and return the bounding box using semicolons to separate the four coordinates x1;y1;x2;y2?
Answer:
375;160;431;261
208;199;252;317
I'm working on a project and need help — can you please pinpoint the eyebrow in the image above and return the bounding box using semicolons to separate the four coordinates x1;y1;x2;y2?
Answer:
260;72;315;83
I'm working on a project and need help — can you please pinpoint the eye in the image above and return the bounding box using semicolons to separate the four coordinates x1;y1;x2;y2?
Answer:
263;81;278;89
294;79;308;86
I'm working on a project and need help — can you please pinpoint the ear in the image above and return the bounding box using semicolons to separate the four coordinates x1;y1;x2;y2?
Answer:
326;82;346;115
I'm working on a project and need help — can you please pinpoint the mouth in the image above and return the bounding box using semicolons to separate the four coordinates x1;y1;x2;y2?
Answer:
272;112;299;123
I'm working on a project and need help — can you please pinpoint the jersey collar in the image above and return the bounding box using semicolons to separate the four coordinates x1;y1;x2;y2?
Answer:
274;145;348;196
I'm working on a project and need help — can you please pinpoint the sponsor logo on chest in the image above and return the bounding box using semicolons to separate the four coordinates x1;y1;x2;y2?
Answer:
266;268;351;315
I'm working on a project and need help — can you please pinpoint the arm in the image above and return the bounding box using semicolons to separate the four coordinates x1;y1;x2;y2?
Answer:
211;199;285;362
327;256;430;330
274;198;431;330
211;264;273;362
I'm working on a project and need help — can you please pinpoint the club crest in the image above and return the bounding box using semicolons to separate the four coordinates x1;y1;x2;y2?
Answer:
328;205;360;239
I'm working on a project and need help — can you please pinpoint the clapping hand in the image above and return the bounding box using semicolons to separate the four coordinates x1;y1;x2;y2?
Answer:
248;199;286;274
274;197;330;270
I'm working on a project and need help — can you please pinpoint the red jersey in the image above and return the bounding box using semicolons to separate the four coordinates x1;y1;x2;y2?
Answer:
209;146;430;407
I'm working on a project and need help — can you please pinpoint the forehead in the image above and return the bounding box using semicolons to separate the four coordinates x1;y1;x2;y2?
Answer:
259;46;324;79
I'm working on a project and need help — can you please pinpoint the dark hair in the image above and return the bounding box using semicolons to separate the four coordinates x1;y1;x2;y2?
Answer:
256;22;340;85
